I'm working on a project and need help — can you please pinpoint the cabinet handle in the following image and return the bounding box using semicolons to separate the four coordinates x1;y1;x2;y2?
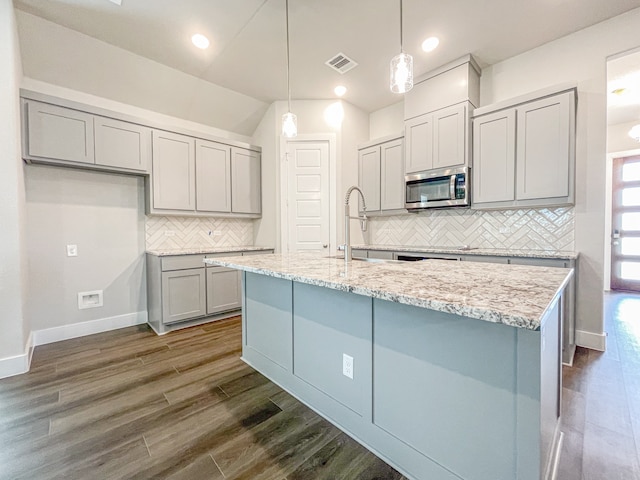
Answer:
323;244;328;248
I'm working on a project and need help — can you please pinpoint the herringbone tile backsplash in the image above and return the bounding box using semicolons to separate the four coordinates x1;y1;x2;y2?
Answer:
368;207;574;251
145;216;254;250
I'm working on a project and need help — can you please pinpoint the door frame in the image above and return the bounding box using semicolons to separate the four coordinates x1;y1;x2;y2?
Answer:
279;134;337;254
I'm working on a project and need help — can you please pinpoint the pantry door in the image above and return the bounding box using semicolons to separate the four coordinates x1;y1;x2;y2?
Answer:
281;135;336;254
611;156;640;291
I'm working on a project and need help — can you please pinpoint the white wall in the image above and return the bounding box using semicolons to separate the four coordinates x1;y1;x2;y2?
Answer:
25;166;146;331
252;100;369;251
369;101;403;140
16;10;269;137
0;0;28;372
480;7;640;349
608;120;640;153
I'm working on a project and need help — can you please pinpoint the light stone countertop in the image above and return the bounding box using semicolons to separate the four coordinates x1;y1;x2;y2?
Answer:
354;244;579;260
204;252;574;331
146;246;274;256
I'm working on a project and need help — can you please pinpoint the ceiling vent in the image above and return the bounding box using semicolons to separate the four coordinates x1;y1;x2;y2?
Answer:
325;53;358;74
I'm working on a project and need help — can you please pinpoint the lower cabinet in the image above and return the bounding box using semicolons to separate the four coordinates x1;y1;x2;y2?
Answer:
146;250;272;334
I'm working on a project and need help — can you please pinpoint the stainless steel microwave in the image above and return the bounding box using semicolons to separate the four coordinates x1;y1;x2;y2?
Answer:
405;166;470;210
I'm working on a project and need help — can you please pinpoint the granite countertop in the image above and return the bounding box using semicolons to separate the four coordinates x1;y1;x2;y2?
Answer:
353;244;579;260
204;253;573;331
146;246;274;256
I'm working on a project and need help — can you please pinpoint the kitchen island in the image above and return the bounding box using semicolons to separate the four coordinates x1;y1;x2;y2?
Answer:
204;253;573;480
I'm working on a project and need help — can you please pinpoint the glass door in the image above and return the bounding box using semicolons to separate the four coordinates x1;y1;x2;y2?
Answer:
611;156;640;291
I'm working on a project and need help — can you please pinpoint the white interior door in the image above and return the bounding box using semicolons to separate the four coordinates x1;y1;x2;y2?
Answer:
284;140;330;253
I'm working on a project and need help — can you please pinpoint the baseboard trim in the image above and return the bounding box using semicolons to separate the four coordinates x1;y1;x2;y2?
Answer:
0;332;33;380
32;311;148;346
575;329;607;351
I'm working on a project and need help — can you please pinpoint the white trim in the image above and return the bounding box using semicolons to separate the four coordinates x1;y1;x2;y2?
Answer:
32;311;148;346
279;133;337;256
0;333;33;380
575;329;607;351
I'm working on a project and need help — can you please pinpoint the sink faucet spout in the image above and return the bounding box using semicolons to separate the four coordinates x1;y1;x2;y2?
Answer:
344;186;367;263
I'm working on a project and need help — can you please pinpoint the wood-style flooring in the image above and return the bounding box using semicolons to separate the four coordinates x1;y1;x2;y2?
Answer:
0;316;406;480
558;292;640;480
2;292;639;479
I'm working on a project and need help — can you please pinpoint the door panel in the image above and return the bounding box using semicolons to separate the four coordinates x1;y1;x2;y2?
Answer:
611;156;640;291
405;113;433;174
206;267;241;315
152;131;195;211
358;145;381;212
286;140;330;253
231;148;261;214
433;103;466;169
161;268;206;324
196;140;231;212
94;116;151;171
380;139;404;210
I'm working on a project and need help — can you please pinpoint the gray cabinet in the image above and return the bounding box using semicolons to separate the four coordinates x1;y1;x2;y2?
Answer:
231;147;261;214
206;266;242;315
94;116;151;172
405;103;470;174
151;131;196;211
358;136;404;213
23;99;152;175
196;139;232;213
24;100;95;165
161;268;206;324
472;89;575;209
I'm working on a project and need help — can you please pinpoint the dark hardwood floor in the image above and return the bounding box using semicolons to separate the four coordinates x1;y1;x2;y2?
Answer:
2;292;639;479
0;316;405;480
558;292;640;480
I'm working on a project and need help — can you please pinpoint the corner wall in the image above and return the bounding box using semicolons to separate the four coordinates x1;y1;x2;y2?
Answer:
0;0;28;377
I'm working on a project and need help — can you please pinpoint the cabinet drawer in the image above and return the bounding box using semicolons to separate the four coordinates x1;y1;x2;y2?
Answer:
161;255;205;271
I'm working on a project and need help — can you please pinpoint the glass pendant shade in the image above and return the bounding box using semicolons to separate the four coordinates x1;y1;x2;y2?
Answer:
282;112;298;138
390;52;413;94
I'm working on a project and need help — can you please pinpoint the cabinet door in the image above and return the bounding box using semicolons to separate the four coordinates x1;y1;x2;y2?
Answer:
161;268;206;324
404;113;433;174
472;109;516;204
152;131;195;211
94;116;151;172
433;103;466;169
231;148;261;214
358;145;381;212
25;100;94;164
516;92;573;200
206;266;242;315
380;138;404;210
195;140;231;213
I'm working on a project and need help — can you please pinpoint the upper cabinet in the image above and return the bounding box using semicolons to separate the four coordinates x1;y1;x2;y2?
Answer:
24;100;95;165
23;99;151;174
403;56;480;175
231;147;261;215
151;131;196;212
358;135;404;214
94;116;151;173
21;91;262;219
472;88;576;209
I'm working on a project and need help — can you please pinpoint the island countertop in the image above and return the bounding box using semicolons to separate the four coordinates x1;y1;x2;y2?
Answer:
204;252;573;330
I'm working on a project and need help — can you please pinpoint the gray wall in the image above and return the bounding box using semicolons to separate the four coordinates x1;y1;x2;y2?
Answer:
25;165;146;331
0;0;28;360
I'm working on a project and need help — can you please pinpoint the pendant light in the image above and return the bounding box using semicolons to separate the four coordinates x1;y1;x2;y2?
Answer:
390;0;413;94
282;0;297;137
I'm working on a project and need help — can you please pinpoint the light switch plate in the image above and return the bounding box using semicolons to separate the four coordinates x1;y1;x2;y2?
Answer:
66;244;78;257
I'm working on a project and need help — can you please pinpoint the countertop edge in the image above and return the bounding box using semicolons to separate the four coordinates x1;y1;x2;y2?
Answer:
353;245;579;260
146;246;274;256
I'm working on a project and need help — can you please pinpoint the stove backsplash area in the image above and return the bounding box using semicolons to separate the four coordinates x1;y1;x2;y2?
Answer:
368;207;574;251
145;216;254;251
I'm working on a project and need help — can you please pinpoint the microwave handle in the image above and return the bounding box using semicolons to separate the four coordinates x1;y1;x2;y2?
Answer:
449;175;456;199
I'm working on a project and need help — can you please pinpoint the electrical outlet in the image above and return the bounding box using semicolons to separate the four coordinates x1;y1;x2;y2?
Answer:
66;244;78;257
342;354;354;379
207;230;212;236
164;230;175;237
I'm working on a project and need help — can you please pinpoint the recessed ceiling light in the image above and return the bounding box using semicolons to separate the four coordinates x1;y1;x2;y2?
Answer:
421;36;439;52
334;85;347;97
191;34;210;50
611;88;626;96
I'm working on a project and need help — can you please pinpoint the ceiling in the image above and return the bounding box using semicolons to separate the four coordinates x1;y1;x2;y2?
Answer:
13;0;640;115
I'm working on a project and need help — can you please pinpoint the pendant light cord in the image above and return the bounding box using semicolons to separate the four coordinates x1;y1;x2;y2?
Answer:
399;0;403;53
285;0;291;112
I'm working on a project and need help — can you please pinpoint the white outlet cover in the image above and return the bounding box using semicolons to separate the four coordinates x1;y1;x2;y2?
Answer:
343;353;354;379
66;244;78;257
78;290;103;309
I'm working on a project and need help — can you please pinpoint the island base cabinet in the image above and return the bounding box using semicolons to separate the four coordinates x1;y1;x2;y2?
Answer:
240;273;563;480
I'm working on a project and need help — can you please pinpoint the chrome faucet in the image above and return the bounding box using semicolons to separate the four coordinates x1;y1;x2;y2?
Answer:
343;186;368;263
